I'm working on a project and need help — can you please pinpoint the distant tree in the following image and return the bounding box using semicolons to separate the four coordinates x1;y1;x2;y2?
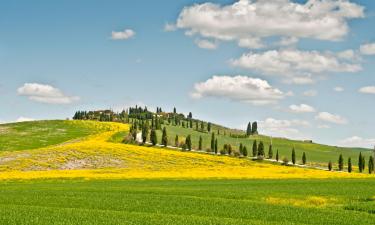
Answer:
268;145;273;159
239;143;243;155
258;141;264;158
246;122;252;136
348;157;352;173
243;146;248;157
175;135;179;147
292;148;296;165
188;112;193;119
252;140;258;157
173;107;177;114
302;152;306;165
162;127;168;147
228;144;232;155
141;123;149;144
369;156;374;174
214;139;218;154
195;121;199;130
251;122;258;134
189;119;193;129
328;161;332;171
338;154;344;171
198;136;203;150
150;129;157;146
362;155;366;172
211;132;215;152
207;122;212;132
201;121;204;131
276;150;279;162
185;135;192;151
359;152;363;173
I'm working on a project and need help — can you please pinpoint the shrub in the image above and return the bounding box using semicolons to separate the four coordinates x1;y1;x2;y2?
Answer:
282;157;289;166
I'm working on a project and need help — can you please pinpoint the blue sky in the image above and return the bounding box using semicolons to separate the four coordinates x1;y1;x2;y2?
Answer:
0;0;375;148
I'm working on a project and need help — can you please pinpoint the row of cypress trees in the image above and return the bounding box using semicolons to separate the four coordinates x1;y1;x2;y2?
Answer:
332;153;374;174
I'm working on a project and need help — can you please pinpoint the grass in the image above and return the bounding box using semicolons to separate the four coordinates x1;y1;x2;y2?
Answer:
152;124;373;167
0;178;374;225
0;120;105;152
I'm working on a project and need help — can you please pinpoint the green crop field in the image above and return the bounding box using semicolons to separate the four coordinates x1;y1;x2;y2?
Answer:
0;179;374;225
0;120;101;152
151;124;373;167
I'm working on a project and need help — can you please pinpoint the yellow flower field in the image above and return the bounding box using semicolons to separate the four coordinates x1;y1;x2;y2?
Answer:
0;121;372;180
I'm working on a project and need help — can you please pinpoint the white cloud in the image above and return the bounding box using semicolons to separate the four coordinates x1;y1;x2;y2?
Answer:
16;117;35;122
195;39;218;50
111;29;135;40
289;104;316;113
334;86;344;92
315;112;348;125
359;86;375;94
360;43;375;55
164;23;177;32
175;0;364;48
337;49;359;60
339;136;375;148
259;118;310;140
303;90;318;97
318;124;331;129
231;49;362;84
17;83;79;104
191;75;286;105
238;37;264;49
277;37;299;46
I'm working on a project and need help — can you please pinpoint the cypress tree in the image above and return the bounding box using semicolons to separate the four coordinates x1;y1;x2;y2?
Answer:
258;141;264;158
175;135;179;147
328;161;332;171
359;152;363;173
243;146;248;157
185;135;192;151
173;107;176;114
201;121;204;131
362;156;366;172
246;122;252;136
239;143;243;155
369;156;374;174
198;136;203;150
252;140;258;157
302;152;306;165
208;122;212;132
214;139;218;154
162;127;168;147
150;129;157;145
189;119;193;128
228;144;232;155
276;150;279;162
348;157;352;173
292;148;296;165
338;154;344;171
195;121;198;130
251;122;258;134
268;145;273;159
210;132;215;152
141;123;149;144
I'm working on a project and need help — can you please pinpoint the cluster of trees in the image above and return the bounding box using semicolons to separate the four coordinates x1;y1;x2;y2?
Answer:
246;122;258;136
73;110;125;122
328;152;374;174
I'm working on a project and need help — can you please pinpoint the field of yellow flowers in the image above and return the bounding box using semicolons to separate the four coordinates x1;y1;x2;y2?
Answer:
0;121;370;180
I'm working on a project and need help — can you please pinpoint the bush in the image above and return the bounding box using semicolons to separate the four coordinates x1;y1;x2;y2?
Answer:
282;157;289;166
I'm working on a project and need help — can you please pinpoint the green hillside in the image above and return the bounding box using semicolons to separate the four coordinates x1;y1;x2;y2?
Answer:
0;120;103;152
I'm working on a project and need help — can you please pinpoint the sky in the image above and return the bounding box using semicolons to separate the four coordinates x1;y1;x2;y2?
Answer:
0;0;375;148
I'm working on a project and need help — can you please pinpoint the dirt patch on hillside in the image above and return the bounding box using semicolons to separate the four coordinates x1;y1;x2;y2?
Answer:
0;127;11;134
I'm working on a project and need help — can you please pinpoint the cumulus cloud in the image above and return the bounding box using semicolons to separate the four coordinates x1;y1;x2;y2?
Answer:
289;104;316;113
303;90;318;97
315;112;348;125
17;83;79;104
359;86;375;94
195;39;218;50
334;87;344;92
339;136;375;148
191;75;286;105
111;29;135;40
164;23;177;32
360;43;375;55
174;0;364;48
230;49;362;84
259;118;310;140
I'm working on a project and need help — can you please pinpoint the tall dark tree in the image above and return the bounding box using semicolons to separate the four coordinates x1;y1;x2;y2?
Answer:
195;121;199;130
188;112;193;119
239;143;243;155
210;132;215;152
328;161;332;171
251;122;258;134
207;122;212;132
292;148;296;165
198;136;203;150
162;127;168;147
276;150;279;162
348;157;352;173
214;139;218;154
338;154;344;171
175;135;179;147
243;146;248;157
362;155;366;172
302;152;306;165
189;119;193;129
185;135;192;151
369;156;374;174
150;129;157;146
258;141;265;158
201;121;204;131
173;107;177;114
252;140;258;157
268;145;273;159
246;122;252;136
141;123;149;144
359;152;363;173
